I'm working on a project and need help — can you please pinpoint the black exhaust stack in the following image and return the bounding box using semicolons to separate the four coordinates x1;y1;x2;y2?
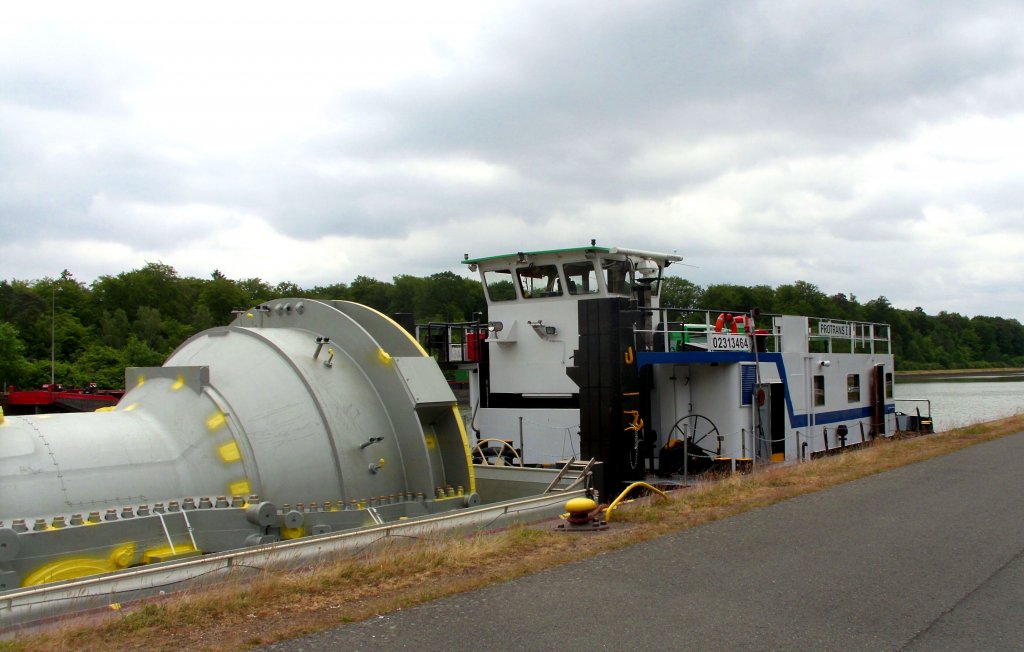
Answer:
566;298;647;501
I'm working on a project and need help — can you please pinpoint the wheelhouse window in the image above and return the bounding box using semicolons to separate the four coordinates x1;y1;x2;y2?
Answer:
602;259;632;296
847;374;861;403
562;261;599;296
885;372;893;399
482;269;517;302
813;375;825;406
517;264;562;299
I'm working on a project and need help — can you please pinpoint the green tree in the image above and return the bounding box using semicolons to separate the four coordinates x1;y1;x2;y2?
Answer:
660;277;703;309
191;304;216;332
98;309;132;349
199;277;250;321
0;280;46;329
391;274;425;316
133;306;164;350
274;281;304;297
0;321;28;388
703;284;759;312
70;344;125;388
124;335;166;368
417;272;473;322
775;281;827;316
238;277;274;304
309;282;349;300
92;262;188;320
347;276;392;311
160;318;195;353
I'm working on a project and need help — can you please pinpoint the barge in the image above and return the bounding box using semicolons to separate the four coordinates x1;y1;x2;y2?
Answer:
1;384;122;415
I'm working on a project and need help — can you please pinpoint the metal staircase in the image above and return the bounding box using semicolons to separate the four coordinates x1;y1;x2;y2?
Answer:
543;457;596;494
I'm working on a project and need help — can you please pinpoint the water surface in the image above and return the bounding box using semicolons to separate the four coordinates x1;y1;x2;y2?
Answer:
896;374;1024;431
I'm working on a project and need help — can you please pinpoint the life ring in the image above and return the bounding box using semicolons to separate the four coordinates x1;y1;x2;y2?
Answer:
716;313;753;333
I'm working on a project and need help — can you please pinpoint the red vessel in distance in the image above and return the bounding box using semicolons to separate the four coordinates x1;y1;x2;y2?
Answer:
1;384;123;415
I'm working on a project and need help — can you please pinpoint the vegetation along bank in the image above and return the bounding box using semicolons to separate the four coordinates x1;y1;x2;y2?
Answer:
2;263;1023;390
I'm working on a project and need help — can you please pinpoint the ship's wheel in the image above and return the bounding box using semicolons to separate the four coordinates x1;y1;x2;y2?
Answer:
657;414;722;477
668;414;721;458
471;438;524;467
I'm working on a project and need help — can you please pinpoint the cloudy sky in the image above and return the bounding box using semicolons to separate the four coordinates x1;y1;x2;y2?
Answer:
2;1;1022;319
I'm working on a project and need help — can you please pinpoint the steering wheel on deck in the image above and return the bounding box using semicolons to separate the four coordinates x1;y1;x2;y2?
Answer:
668;414;721;457
471;438;524;467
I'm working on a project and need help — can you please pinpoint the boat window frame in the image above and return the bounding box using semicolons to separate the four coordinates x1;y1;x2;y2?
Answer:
482;268;519;302
847;373;861;403
516;263;563;299
562;261;600;296
601;258;633;296
813;375;825;406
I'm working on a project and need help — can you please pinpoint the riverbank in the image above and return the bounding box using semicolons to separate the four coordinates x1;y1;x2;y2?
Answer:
896;367;1024;381
7;412;1024;652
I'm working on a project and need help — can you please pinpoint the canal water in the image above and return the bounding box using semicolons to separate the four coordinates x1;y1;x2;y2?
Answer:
896;373;1024;432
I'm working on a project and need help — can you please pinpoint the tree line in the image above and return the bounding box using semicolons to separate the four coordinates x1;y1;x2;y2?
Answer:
1;263;1021;390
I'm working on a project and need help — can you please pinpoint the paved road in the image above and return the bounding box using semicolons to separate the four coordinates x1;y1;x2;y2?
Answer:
264;433;1024;651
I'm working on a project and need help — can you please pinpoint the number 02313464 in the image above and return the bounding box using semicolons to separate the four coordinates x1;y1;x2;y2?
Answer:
709;333;751;351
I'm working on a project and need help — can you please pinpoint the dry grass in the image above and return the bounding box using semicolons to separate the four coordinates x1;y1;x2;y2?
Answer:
7;413;1024;652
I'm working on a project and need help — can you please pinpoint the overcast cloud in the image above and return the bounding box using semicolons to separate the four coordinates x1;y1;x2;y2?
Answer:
1;0;1022;319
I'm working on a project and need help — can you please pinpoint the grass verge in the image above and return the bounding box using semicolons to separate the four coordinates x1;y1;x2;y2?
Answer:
6;413;1024;652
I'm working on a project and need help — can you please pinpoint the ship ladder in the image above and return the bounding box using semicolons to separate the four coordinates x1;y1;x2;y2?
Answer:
543;457;596;494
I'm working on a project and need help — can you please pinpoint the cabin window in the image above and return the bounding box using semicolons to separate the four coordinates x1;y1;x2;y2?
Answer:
847;374;861;402
602;259;632;296
885;372;893;399
813;375;825;406
517;264;562;299
483;269;517;302
562;261;599;295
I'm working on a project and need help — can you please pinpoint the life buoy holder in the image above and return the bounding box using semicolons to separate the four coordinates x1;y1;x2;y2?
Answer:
716;313;752;333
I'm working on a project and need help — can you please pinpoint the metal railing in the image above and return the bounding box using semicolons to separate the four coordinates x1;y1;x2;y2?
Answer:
636;308;891;356
637;308;778;354
416;322;487;365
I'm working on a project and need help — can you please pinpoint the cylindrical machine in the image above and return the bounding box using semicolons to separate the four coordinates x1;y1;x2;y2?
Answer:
0;299;475;589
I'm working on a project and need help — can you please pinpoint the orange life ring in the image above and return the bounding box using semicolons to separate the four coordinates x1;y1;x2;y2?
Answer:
715;313;726;332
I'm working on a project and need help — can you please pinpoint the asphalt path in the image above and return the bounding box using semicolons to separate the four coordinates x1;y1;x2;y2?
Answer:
263;432;1024;651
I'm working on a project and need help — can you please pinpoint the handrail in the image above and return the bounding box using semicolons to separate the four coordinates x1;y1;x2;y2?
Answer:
895;398;933;418
637;308;891;355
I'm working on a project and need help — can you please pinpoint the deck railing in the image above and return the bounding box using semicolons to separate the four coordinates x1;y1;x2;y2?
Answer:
416;321;487;365
638;308;891;355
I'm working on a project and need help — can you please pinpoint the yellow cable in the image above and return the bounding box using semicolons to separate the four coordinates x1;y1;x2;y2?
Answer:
603;482;668;522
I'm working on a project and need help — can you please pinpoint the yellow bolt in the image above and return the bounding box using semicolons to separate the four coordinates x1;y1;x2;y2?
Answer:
206;412;227;432
218;441;242;463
